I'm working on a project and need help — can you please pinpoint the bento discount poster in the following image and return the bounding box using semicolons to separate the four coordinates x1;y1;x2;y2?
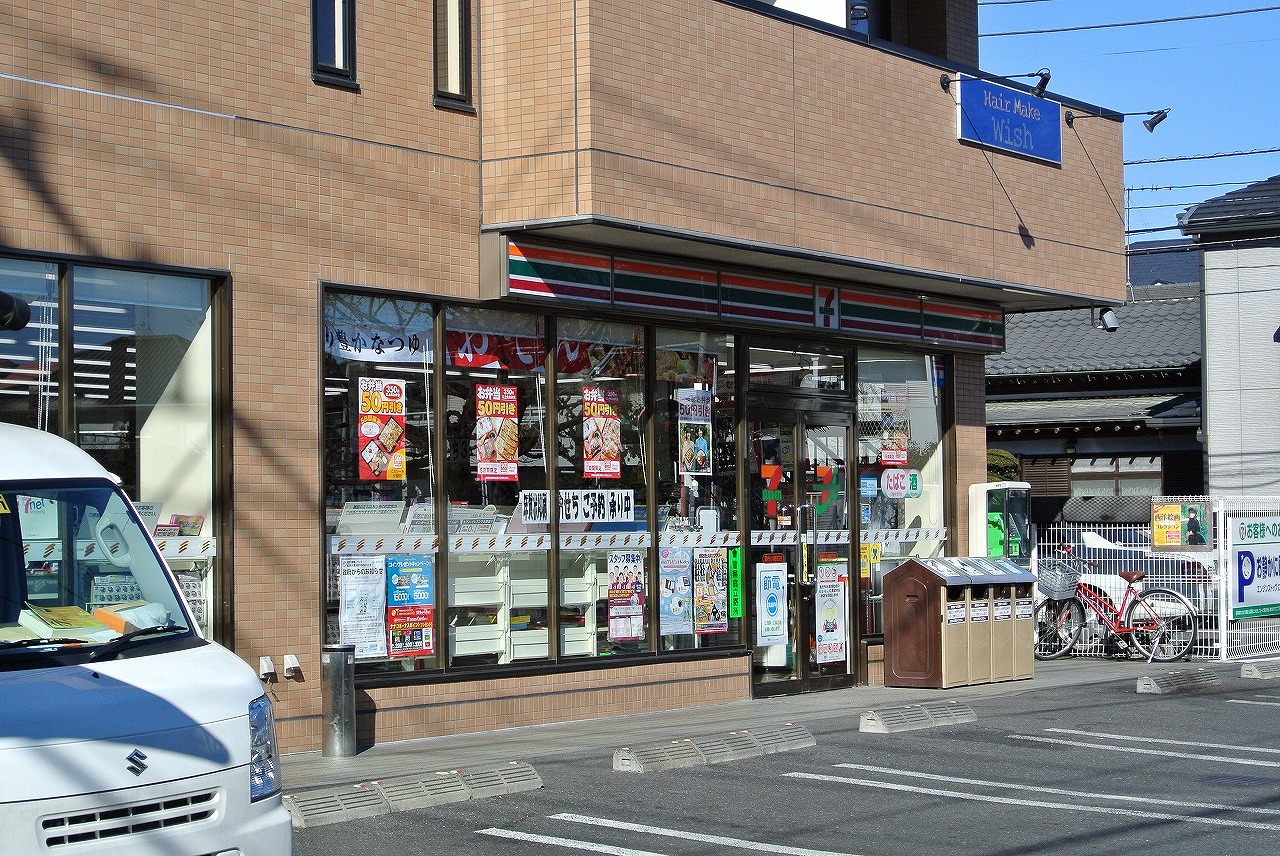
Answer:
356;377;407;481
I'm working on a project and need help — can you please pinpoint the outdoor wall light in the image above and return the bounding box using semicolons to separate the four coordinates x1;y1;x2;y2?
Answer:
1066;108;1171;132
939;68;1050;98
1093;307;1121;333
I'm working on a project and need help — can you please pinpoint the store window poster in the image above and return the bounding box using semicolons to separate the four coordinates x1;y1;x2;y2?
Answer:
475;384;519;482
583;386;621;479
607;550;645;641
659;547;694;636
693;548;729;635
386;555;435;657
676;388;713;476
338;555;388;659
356;377;407;481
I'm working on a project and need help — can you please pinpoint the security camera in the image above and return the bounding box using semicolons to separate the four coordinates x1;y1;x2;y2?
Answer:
0;290;30;331
1097;308;1120;333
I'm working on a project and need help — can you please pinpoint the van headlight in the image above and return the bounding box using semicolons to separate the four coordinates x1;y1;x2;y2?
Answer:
248;694;282;801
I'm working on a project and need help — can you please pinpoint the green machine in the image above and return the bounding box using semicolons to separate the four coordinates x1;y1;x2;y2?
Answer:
968;481;1031;566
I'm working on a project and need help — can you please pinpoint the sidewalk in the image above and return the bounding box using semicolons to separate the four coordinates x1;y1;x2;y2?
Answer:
280;657;1194;795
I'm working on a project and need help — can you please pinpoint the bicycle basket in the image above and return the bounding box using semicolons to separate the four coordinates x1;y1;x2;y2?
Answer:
1036;560;1080;601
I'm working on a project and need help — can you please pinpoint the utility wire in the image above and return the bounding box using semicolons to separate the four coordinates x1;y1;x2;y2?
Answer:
1127;146;1280;165
982;5;1280;37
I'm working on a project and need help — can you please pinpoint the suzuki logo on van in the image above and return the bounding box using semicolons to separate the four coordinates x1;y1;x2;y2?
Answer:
126;749;149;776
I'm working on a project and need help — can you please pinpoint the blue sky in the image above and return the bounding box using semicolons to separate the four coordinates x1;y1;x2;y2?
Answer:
977;1;1280;243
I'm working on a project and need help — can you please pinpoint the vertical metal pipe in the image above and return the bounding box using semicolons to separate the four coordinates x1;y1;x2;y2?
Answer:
320;644;356;757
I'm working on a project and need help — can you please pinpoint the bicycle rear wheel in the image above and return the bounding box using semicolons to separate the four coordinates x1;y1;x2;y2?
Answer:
1033;598;1084;660
1126;588;1197;662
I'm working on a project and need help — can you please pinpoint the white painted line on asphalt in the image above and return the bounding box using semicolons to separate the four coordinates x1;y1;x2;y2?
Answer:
1009;734;1280;768
1228;699;1280;708
551;813;861;856
784;773;1280;832
1046;727;1280;755
833;763;1280;817
477;827;668;855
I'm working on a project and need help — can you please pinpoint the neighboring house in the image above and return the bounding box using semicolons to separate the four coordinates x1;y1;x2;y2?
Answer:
1179;174;1280;495
986;240;1204;522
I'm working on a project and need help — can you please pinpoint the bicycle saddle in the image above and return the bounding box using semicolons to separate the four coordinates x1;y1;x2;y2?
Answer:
1119;570;1145;584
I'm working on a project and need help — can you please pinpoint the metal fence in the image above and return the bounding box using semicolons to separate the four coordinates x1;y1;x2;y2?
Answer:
1031;496;1280;662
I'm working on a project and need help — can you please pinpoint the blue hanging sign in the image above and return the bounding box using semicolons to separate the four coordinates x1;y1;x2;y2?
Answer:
955;75;1061;166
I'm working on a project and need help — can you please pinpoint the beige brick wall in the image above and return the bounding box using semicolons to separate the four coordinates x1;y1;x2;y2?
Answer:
483;0;1126;304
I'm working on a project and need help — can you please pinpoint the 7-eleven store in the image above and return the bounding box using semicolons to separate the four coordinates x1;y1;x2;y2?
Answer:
321;233;998;741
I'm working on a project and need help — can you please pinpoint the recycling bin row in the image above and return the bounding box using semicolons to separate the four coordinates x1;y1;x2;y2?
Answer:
882;556;1037;689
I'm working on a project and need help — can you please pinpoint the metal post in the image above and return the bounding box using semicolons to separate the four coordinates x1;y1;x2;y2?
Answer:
320;644;356;757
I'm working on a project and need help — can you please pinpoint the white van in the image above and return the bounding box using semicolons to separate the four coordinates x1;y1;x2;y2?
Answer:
0;422;292;854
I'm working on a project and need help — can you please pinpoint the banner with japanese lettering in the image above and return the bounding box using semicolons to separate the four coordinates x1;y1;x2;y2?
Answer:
607;550;645;641
676;388;712;476
357;377;407;481
475;384;519;482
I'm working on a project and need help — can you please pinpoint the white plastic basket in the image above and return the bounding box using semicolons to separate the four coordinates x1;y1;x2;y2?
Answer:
1037;560;1080;601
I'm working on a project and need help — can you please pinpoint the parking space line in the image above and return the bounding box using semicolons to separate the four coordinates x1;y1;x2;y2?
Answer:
1012;734;1280;767
477;827;669;855
1228;700;1280;708
833;763;1280;816
550;813;861;856
1046;727;1280;755
784;772;1280;831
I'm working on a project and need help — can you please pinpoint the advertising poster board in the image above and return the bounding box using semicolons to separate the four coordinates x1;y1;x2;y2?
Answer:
356;377;407;481
607;550;645;641
676;388;713;476
475;383;519;482
755;562;789;646
814;556;847;664
658;548;694;635
1233;516;1280;619
693;548;729;634
583;386;622;479
338;555;388;658
386;555;435;657
1152;501;1212;551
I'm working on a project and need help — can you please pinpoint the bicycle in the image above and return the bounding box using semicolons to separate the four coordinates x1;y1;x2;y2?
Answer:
1032;550;1198;663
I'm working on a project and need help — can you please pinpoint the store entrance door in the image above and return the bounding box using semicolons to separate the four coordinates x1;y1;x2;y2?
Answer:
749;410;857;696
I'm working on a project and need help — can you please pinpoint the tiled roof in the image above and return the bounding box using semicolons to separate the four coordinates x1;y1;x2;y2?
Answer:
1180;174;1280;234
986;392;1199;427
1126;239;1199;287
987;293;1202;376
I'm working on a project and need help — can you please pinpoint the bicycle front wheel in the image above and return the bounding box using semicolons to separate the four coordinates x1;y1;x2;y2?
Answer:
1033;598;1085;660
1126;588;1198;662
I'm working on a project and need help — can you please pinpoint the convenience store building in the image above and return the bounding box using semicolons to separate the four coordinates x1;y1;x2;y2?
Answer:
0;0;1126;751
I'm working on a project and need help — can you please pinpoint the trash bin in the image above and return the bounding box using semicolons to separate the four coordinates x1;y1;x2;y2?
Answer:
883;558;973;688
321;644;356;757
967;557;1037;682
966;582;993;684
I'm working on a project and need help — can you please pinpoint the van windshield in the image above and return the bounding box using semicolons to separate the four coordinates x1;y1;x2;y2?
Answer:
0;480;192;660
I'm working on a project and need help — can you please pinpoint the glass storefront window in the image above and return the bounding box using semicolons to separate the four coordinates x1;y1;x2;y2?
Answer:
323;291;438;672
555;318;649;657
0;259;59;432
71;267;216;635
748;344;846;392
443;307;550;667
654;328;740;651
856;348;945;635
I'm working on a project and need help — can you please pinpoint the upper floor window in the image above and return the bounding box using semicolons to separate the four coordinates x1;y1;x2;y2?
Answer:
434;0;471;106
314;0;357;87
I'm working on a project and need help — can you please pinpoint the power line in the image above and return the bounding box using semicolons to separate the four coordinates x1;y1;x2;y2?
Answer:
982;5;1280;37
1126;146;1280;166
1127;182;1252;192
